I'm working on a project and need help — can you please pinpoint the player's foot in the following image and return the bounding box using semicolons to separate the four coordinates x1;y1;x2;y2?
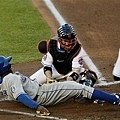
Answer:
112;93;120;105
93;99;105;106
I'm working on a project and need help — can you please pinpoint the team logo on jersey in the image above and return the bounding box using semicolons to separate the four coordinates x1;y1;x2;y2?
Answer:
78;57;84;65
20;75;27;83
57;59;64;62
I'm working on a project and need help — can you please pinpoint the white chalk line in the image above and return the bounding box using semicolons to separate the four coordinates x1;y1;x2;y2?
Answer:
43;0;120;86
0;95;67;120
0;108;67;120
95;80;120;87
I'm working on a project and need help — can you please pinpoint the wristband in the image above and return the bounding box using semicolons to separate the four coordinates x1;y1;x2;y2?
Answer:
44;66;52;74
69;72;79;81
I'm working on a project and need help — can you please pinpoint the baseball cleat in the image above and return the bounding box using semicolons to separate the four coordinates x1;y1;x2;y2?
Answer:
93;99;105;106
112;93;120;105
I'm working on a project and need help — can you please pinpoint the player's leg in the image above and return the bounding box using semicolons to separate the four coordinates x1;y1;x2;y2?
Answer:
37;81;119;105
91;89;119;104
37;81;87;105
112;48;120;81
30;68;46;84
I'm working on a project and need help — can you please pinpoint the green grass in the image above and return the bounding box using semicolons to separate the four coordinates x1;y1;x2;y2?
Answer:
0;0;52;64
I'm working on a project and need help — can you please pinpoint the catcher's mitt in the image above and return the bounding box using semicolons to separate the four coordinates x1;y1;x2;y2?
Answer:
79;69;98;87
46;77;57;84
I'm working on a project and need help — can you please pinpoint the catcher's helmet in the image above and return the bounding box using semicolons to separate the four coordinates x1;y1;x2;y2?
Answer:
57;24;77;51
0;56;12;76
57;24;76;39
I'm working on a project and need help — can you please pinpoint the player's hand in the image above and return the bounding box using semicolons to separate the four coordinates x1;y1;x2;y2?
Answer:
36;105;50;116
46;77;57;84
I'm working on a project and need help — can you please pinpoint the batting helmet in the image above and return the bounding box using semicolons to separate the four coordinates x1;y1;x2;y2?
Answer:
0;56;12;76
57;24;77;51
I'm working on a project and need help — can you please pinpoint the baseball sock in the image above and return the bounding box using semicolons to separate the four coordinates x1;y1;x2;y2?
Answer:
91;89;119;104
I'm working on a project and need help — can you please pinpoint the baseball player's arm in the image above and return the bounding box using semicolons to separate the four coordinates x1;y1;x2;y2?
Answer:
10;76;50;115
44;67;57;83
44;66;53;83
41;52;53;78
42;52;55;83
17;94;50;115
66;69;80;81
66;50;84;81
44;66;52;78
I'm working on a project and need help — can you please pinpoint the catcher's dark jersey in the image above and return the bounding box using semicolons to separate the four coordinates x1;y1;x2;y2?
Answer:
48;38;81;74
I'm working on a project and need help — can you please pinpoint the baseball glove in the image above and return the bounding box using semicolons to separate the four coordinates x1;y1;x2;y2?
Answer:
79;69;98;87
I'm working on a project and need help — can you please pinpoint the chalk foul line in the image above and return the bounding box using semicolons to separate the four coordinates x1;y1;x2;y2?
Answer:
0;108;67;120
95;80;120;87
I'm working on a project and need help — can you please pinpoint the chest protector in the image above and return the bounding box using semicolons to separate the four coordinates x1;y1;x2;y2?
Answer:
48;37;81;75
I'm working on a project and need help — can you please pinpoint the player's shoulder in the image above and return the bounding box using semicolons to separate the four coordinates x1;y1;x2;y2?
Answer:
6;73;20;81
2;73;20;85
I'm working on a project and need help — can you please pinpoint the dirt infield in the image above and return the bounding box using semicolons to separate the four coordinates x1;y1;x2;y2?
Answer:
0;0;120;119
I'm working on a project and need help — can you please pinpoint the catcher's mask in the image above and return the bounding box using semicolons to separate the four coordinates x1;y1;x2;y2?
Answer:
0;56;12;76
57;24;77;51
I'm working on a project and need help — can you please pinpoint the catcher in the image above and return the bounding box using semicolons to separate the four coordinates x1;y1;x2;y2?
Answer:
30;23;98;86
0;55;120;116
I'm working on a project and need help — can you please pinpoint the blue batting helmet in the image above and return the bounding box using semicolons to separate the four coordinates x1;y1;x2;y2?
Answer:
0;56;12;76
